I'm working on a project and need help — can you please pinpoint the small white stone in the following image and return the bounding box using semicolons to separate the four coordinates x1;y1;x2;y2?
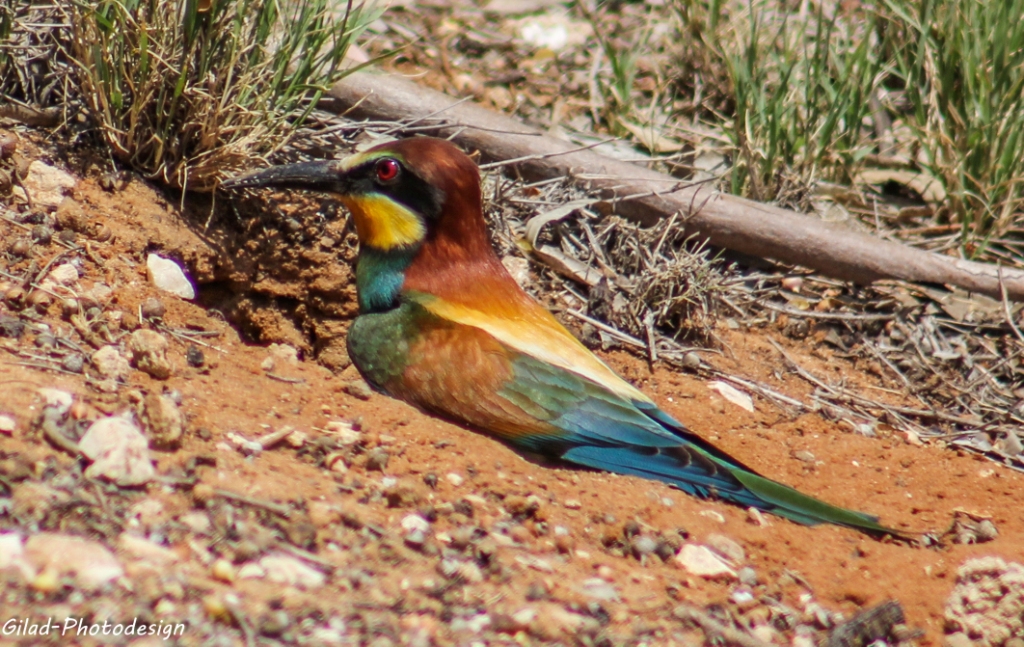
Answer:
401;514;431;534
127;329;172;379
238;563;267;580
446;472;464;487
501;256;531;286
268;343;299;364
118;534;178;565
699;510;727;524
0;414;15;435
307;617;347;646
563;499;582;510
179;512;212;535
512;608;538;627
82;283;113;304
47;263;79;286
23;160;76;209
705;533;745;563
91;346;130;381
675;544;736;579
324;420;362;445
259;554;326;590
730;588;755;605
23;532;124;590
0;533;34;582
580;577;619;601
79;414;155;486
146;253;195;299
37;388;74;415
456;561;484;583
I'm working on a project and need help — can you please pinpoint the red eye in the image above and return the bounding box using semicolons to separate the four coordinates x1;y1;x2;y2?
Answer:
375;158;400;182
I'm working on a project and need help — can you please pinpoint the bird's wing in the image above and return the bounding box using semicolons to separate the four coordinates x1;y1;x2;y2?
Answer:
412;291;650;402
395;295;769;501
397;294;893;533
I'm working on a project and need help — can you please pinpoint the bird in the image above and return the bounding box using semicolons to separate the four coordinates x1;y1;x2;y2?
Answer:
223;136;897;536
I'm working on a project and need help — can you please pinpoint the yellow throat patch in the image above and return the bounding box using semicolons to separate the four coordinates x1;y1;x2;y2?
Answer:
342;194;426;250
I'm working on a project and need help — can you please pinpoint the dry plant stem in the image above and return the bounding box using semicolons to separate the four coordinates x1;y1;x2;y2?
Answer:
323;72;1024;300
212;488;293;517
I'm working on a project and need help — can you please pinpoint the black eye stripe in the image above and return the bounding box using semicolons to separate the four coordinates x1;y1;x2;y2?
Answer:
351;158;444;220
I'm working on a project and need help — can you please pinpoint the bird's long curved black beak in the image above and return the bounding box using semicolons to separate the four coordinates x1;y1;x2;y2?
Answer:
220;160;346;193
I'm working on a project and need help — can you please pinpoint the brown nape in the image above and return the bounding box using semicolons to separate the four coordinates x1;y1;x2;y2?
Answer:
397;138;535;314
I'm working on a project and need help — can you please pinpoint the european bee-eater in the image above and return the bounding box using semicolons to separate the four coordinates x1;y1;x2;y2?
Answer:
225;137;896;535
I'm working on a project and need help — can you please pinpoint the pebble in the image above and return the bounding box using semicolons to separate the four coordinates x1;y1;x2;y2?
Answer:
47;262;79;286
23;160;76;208
78;414;155;485
60;298;79;318
501;255;531;285
746;507;768;526
260;610;291;637
402;514;431;534
32;225;53;245
186;345;204;367
0;533;33;581
504;494;542;518
268;343;299;364
237;563;266;580
23;532;124;590
27;290;51;312
259;554;326;589
325;452;348;474
0;414;15;435
705;533;745;563
342;379;373;400
139;392;184;448
324;420;362;445
675;544;736;579
9;238;29;256
404;528;428;549
630;535;658;559
61;354;85;373
38;387;74;415
146;253;195;299
140;297;166;319
457;561;484;583
365;448;389;471
128;329;172;379
563;499;582;510
580;577;619;601
0;314;25;338
179;512;212;535
91;345;130;381
750;624;780;644
118;534;178;566
731;588;756;605
446;472;464;487
699;510;726;524
793;450;817;463
307;617;348;645
943;634;974;647
211;558;236;583
451;614;490;634
737;566;758;586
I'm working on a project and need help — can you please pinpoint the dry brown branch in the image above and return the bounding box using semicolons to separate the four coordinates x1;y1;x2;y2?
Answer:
322;72;1024;300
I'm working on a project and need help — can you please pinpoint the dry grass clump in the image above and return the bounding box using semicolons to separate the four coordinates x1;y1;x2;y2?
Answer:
1;0;379;191
671;0;1024;258
68;0;380;191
